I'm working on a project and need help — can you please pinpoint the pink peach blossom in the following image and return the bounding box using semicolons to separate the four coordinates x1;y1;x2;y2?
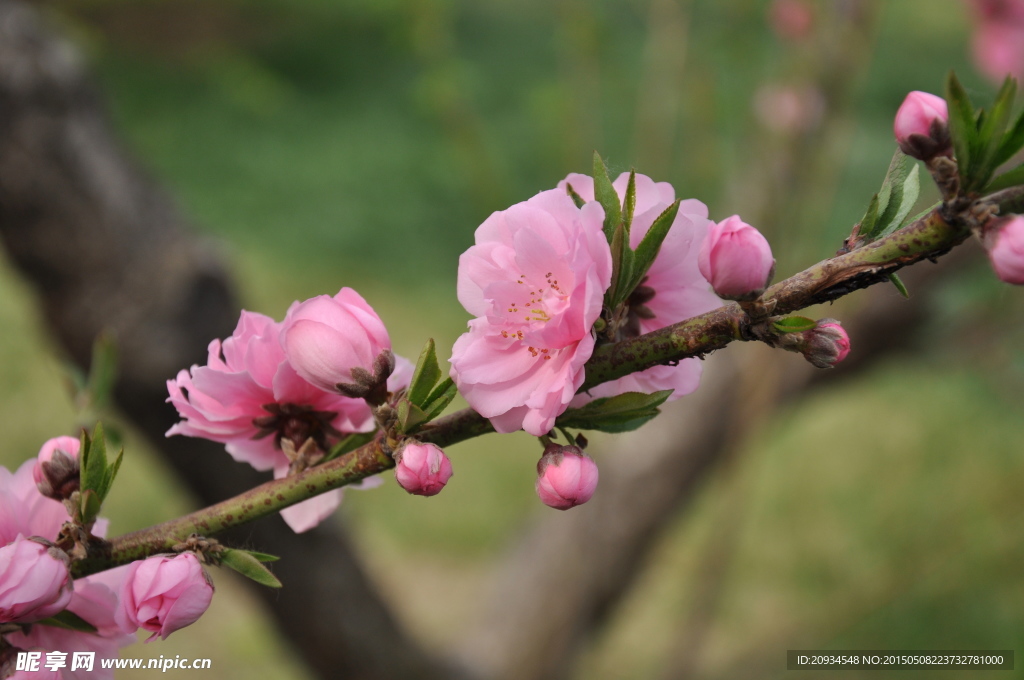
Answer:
560;172;722;404
450;188;612;436
535;445;599;510
984;215;1024;284
167;303;406;532
0;537;72;623
394;442;453;496
699;215;775;299
115;553;213;642
0;460;73;546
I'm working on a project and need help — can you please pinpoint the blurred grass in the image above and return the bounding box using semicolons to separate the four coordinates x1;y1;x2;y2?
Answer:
1;0;1022;677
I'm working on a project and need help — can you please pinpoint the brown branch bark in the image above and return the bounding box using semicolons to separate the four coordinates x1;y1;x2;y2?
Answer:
0;3;466;679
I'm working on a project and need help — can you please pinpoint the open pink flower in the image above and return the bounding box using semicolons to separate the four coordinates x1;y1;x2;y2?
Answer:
115;553;213;642
450;189;612;436
167;299;407;533
560;172;722;404
0;537;72;624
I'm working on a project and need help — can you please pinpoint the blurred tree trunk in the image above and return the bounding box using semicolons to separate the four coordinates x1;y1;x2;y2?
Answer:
0;3;465;679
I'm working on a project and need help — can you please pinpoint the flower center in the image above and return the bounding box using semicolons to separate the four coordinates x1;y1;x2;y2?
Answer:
252;403;342;452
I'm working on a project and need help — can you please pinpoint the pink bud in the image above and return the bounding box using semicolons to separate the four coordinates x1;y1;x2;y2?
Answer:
698;215;775;300
893;91;950;160
281;288;393;397
0;537;73;624
535;445;599;510
116;553;214;641
394;442;453;496
805;319;850;368
33;436;81;501
983;215;1024;284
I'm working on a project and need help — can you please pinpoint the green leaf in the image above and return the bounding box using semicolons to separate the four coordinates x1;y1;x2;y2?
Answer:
421;377;457;422
622;170;637;233
237;549;280;563
79;489;102;527
888;273;910;298
994;107;1024;169
858;193;881;239
629;200;680;294
877;165;921;239
557;390;673;433
407;339;442;408
396;398;429;433
984;162;1024;193
607;221;634;309
103;448;123;502
974;76;1018;187
324;431;375;462
35;610;98;633
79;426;106;502
593;152;621;242
945;71;977;176
564;182;587;209
219;548;282;588
772;316;817;334
87;333;118;412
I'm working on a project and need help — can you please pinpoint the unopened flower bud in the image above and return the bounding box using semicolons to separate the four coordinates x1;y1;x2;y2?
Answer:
802;318;850;368
0;537;73;624
33;436;81;501
698;215;775;300
535;445;599;510
394;441;453;496
116;552;214;641
893;91;951;161
983;215;1024;284
281;288;393;399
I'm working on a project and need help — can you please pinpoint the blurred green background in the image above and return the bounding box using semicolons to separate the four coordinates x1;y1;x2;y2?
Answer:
2;0;1024;677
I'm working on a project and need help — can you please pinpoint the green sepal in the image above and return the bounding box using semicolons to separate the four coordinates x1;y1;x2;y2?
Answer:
772;316;817;334
78;423;122;518
945;71;978;178
556;390;673;433
219;548;282;588
35;610;98;633
888;273;910;298
593;152;621;242
564;182;587;209
407;338;442;409
324;431;375;463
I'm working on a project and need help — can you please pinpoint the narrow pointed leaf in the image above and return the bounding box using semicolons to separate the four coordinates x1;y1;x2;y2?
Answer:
630;200;680;294
219;548;282;588
873;152;910;227
79;426;107;502
36;610;98;633
397;398;429;433
79;489;102;527
407;339;442;408
858;193;881;240
564;183;587;209
557;390;673;433
985;162;1024;193
238;549;280;563
772;316;817;334
606;222;630;308
994;108;1024;168
593;152;621;241
888;273;910;298
622;170;637;233
975;76;1017;186
877;164;921;239
421;378;457;421
945;71;976;174
101;448;123;503
324;431;375;462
